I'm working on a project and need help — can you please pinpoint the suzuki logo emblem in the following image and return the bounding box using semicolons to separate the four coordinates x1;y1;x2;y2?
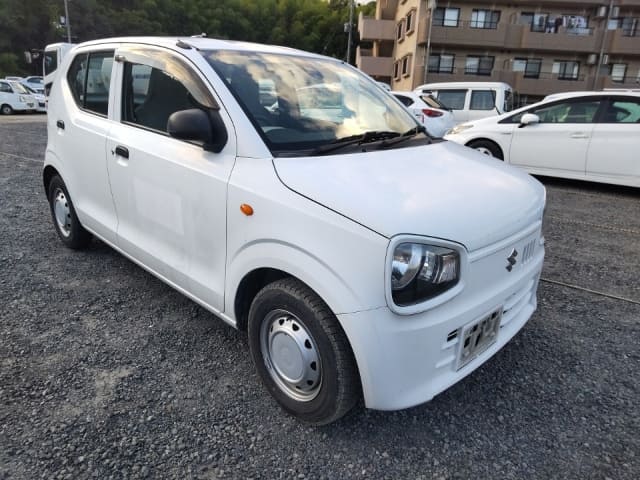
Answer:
506;248;518;272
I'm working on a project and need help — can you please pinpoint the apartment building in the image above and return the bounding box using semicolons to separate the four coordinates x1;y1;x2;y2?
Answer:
357;0;640;103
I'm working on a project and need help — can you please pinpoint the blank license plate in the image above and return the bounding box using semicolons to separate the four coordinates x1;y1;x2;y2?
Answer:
457;308;502;370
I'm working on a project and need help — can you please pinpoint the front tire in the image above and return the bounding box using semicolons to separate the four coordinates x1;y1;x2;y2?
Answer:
1;104;13;115
467;139;503;160
47;175;92;249
248;278;360;425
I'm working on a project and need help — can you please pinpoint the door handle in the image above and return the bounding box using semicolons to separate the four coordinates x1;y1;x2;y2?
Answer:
570;133;589;139
56;120;65;129
114;145;129;159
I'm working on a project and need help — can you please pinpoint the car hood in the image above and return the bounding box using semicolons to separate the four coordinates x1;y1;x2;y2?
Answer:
273;141;545;251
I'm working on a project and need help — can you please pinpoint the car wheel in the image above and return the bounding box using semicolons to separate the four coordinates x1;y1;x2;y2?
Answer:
1;104;13;115
47;175;92;249
468;139;503;160
248;278;360;425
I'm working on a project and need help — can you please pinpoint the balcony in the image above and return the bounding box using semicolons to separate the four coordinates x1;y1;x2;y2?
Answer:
425;21;508;48
356;47;393;78
358;14;396;42
609;29;640;55
426;21;604;53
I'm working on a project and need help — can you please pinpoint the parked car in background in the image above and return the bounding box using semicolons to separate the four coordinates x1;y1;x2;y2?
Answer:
444;91;640;188
0;80;36;114
21;76;44;94
414;82;515;123
4;76;23;82
43;42;75;96
392;91;456;138
23;85;47;112
44;36;546;425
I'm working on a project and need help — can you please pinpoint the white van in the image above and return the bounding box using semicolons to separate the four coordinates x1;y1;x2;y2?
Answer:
414;82;515;123
0;80;36;114
44;37;545;425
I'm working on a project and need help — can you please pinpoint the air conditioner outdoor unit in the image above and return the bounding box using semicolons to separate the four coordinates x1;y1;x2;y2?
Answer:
602;54;609;65
595;6;607;18
587;54;598;65
611;6;620;17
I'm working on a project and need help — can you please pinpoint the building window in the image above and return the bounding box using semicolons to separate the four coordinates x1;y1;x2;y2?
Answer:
406;9;416;34
513;58;542;79
393;61;400;80
433;7;460;27
621;17;639;36
521;12;550;32
553;61;580;80
402;55;412;77
428;54;455;74
471;10;501;29
610;63;627;82
396;20;405;41
465;56;494;76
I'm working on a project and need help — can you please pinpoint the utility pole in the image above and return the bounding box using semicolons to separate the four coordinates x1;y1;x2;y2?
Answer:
346;0;355;64
423;0;436;84
64;0;72;43
593;0;614;90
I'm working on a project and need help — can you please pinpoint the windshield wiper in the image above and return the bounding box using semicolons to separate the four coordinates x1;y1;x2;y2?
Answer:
378;126;428;149
311;130;401;155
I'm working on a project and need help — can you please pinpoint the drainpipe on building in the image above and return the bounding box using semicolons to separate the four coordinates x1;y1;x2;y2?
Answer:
593;0;615;90
423;0;436;84
346;0;355;64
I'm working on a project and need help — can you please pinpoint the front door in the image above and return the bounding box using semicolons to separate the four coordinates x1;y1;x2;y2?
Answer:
509;98;601;175
106;47;236;312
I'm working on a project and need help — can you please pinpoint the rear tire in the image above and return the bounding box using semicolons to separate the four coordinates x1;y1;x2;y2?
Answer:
467;139;503;160
47;175;92;249
247;278;360;425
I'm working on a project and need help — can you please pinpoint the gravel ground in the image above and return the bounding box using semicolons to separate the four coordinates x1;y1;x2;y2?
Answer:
1;116;639;479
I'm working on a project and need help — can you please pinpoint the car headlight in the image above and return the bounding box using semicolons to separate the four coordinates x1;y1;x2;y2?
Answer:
448;123;473;135
19;95;28;102
391;243;460;306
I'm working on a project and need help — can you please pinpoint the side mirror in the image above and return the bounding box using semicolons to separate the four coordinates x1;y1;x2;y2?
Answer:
519;113;540;128
167;108;228;153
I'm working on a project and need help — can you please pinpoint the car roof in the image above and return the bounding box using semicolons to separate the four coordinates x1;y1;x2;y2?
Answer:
414;81;511;90
73;36;330;61
543;90;640;101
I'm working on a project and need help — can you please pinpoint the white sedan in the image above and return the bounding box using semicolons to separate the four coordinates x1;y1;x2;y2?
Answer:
445;91;640;188
392;91;456;138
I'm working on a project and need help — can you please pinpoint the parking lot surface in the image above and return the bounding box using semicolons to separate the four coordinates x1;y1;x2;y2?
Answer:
1;116;638;479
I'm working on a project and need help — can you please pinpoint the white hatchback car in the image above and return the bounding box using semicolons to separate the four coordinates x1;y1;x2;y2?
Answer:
44;37;546;424
391;91;456;138
0;80;36;114
445;91;640;188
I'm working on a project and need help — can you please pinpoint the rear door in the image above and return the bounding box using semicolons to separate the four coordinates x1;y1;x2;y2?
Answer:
106;46;237;311
433;89;469;123
586;96;640;186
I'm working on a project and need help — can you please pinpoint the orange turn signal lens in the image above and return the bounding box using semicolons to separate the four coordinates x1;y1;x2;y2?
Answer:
240;204;254;216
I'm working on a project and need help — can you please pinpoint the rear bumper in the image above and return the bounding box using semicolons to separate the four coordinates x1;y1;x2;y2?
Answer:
338;227;544;411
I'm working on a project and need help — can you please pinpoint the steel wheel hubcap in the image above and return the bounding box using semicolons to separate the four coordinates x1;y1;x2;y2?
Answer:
475;146;494;157
53;188;72;237
260;309;322;402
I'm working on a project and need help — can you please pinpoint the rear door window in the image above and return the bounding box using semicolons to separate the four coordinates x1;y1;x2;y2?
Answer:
600;98;640;123
67;50;114;116
469;90;496;110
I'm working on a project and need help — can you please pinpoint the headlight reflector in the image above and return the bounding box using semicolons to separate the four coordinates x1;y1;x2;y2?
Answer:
391;243;460;306
448;123;473;135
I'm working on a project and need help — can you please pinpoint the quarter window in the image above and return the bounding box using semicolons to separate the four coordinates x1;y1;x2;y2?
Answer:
435;90;467;110
66;51;114;116
470;90;495;111
0;81;11;93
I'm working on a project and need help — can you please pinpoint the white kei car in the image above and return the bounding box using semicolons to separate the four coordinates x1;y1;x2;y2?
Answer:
44;37;545;424
392;91;456;138
445;91;640;188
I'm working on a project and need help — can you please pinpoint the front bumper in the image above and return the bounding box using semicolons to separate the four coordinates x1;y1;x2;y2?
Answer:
338;224;544;411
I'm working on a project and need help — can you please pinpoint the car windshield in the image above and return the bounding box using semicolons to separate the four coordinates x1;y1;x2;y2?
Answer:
10;82;29;94
202;50;417;154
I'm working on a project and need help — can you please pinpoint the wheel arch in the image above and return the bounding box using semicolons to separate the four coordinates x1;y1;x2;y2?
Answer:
43;164;60;194
465;137;504;160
